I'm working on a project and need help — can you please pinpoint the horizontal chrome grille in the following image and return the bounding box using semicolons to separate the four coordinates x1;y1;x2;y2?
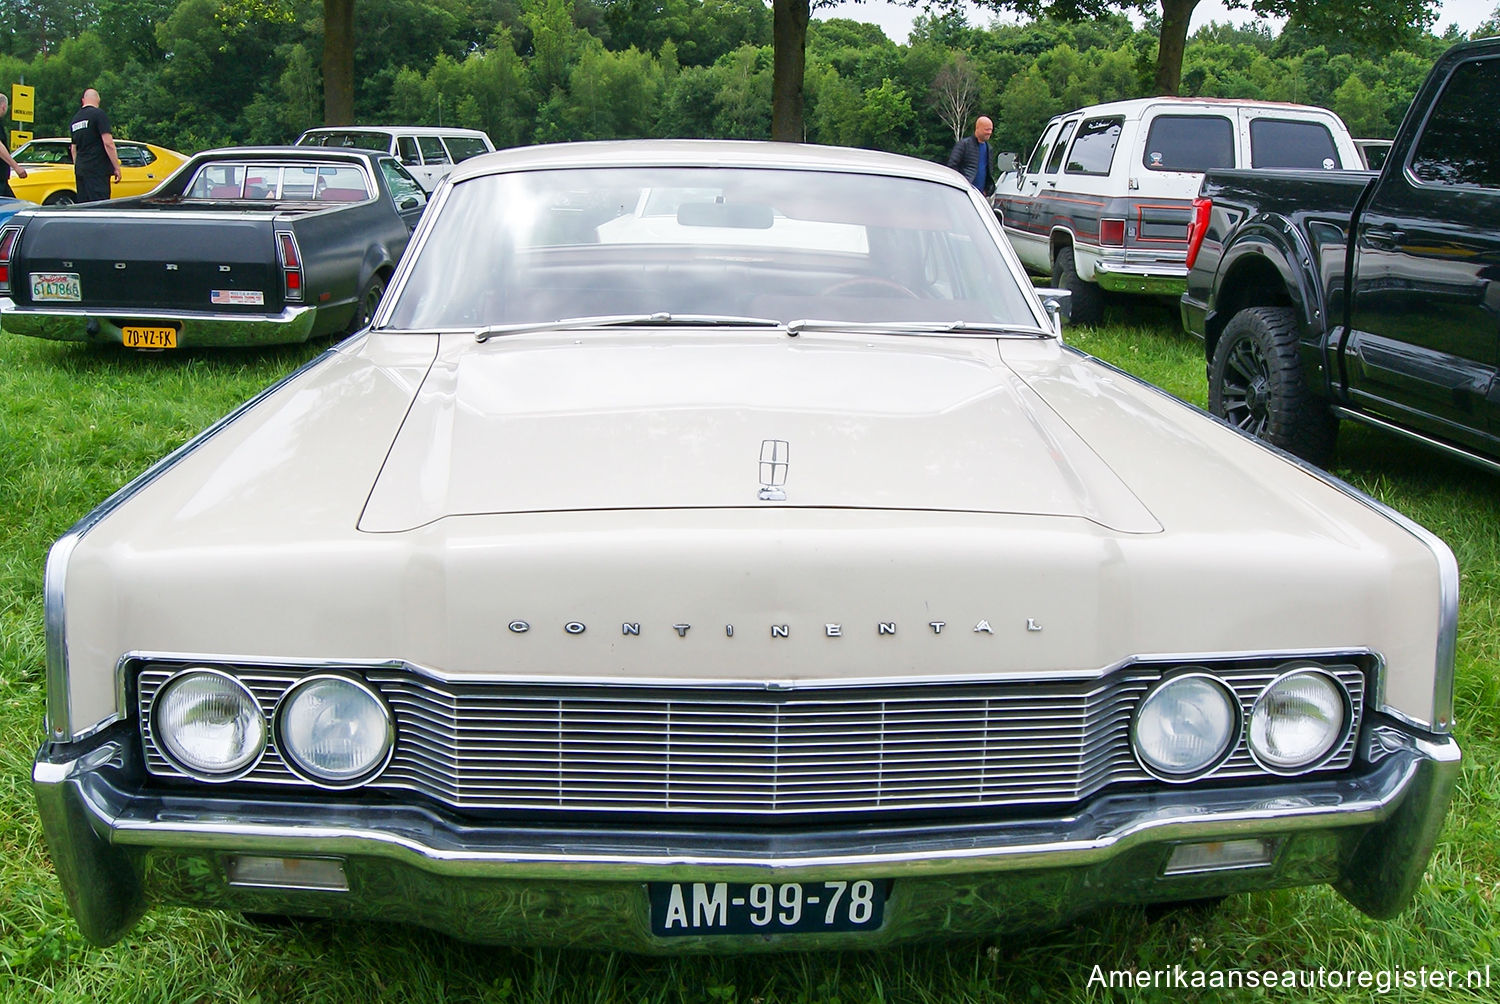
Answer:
137;661;1366;816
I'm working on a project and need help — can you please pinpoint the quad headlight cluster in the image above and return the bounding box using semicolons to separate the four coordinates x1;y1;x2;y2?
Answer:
1132;665;1352;781
151;669;394;785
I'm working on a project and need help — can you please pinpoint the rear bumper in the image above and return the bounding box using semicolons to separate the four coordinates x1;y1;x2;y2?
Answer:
34;722;1460;952
1092;257;1189;296
0;298;320;347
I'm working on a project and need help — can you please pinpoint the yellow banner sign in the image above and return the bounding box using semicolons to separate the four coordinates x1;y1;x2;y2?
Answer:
9;129;31;150
10;84;34;123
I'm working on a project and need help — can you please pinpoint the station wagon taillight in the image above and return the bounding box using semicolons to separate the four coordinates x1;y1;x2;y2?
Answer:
1185;197;1212;270
0;225;21;294
276;231;303;302
1100;218;1126;246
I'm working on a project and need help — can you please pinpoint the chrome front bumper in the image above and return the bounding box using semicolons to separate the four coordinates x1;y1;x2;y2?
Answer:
34;723;1459;952
0;298;320;347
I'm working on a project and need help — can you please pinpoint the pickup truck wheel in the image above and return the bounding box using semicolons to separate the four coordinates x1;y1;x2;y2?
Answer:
1209;306;1337;466
1052;247;1104;326
349;274;386;334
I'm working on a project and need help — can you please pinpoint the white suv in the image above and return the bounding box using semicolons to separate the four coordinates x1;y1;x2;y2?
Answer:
295;125;495;193
992;98;1362;323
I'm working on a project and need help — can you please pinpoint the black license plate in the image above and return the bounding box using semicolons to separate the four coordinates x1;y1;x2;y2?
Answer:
649;880;886;936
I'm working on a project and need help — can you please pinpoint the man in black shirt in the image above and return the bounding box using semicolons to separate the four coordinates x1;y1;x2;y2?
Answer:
946;116;995;195
69;88;122;203
0;93;28;199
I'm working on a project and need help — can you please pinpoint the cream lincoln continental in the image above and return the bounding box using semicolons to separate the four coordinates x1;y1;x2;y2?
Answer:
34;141;1460;951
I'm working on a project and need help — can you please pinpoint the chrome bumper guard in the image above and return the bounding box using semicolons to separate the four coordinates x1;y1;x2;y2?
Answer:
34;723;1459;952
0;298;319;347
1092;258;1189;297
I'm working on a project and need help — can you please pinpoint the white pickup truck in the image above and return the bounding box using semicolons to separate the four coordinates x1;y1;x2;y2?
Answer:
991;97;1363;323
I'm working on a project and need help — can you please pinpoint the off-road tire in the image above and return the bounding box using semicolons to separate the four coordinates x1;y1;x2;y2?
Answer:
1052;246;1104;326
1208;306;1338;467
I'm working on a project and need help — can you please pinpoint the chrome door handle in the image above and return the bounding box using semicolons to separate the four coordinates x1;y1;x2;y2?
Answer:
1363;227;1406;249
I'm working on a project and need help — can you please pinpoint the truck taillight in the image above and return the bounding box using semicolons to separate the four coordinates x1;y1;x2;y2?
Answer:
0;225;21;294
1185;197;1212;270
1100;218;1126;246
276;231;303;302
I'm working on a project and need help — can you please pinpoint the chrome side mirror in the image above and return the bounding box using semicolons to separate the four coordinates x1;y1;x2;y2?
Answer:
1037;288;1071;338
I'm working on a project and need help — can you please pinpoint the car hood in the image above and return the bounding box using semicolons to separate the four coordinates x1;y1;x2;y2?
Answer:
359;330;1162;533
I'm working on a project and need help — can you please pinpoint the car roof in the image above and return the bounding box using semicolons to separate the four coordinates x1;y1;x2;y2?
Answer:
195;145;386;163
446;139;969;189
298;125;492;138
1045;96;1343;121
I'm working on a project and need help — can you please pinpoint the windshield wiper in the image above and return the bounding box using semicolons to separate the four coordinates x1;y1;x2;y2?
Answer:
474;312;784;343
784;318;1048;338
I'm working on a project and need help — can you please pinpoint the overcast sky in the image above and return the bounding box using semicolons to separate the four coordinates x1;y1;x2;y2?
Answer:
815;1;1497;46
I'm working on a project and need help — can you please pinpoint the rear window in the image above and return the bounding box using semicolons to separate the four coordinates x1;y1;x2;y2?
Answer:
1065;117;1124;175
1249;119;1340;169
184;162;370;202
1143;115;1234;172
300;131;393;154
442;136;491;162
1410;56;1500;189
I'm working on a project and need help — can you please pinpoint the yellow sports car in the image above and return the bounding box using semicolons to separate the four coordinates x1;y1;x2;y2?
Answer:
8;137;187;204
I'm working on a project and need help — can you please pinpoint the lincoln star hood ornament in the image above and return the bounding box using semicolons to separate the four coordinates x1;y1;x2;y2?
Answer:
759;439;788;501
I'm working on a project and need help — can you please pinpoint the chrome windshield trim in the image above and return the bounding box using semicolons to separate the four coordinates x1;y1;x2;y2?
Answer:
44;348;343;742
1077;347;1459;733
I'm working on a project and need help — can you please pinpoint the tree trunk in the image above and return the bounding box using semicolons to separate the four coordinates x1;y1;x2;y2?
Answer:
323;0;356;125
1154;0;1200;96
771;0;809;142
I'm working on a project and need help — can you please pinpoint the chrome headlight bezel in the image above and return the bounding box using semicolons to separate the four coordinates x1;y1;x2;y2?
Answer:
1247;666;1353;774
1131;670;1241;782
274;673;395;787
149;667;268;781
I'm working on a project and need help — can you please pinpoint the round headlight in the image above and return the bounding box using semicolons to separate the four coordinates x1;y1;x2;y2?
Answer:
1248;669;1348;772
1133;673;1238;779
278;676;393;784
154;670;267;778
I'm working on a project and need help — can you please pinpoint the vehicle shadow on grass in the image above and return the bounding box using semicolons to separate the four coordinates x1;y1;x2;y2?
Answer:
200;897;1244;1003
18;335;332;378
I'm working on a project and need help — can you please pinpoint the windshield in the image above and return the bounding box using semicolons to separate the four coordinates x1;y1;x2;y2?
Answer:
384;166;1041;331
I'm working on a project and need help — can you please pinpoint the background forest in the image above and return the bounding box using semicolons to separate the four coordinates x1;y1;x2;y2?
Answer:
0;2;1491;187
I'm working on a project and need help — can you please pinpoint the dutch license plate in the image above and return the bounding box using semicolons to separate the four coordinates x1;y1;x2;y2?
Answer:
648;879;886;936
122;325;178;349
31;272;81;301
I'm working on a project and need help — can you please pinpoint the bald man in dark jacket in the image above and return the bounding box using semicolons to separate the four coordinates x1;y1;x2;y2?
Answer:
946;116;995;195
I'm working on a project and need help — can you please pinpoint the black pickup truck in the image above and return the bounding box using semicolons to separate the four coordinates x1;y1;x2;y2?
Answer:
0;147;426;349
1181;38;1500;471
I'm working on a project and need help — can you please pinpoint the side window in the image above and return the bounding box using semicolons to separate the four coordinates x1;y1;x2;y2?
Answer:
1249;119;1340;169
1410;56;1500;189
397;136;422;167
1044;120;1077;174
1025;122;1061;174
116;144;150;168
379;159;427;208
417;136;450;165
442;136;491;162
1065;116;1124;175
1142;115;1234;172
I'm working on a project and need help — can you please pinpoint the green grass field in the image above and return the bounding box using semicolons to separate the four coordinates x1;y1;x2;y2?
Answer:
2;304;1496;1002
